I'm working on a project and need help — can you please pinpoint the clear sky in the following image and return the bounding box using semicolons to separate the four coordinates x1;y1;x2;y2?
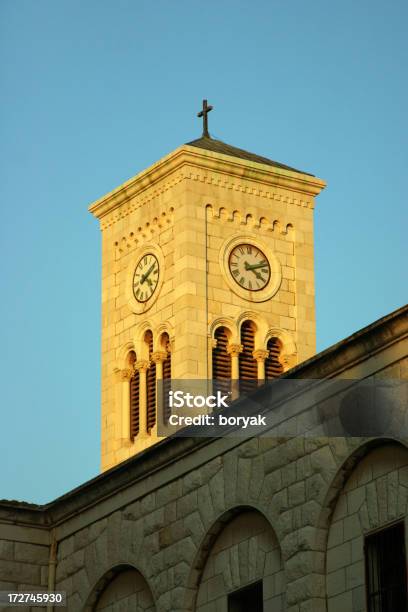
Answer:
0;0;407;504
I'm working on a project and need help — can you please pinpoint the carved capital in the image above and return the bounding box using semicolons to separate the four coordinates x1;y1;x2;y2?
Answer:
134;360;150;373
115;367;134;382
281;352;297;369
253;349;269;363
151;351;168;364
227;343;243;357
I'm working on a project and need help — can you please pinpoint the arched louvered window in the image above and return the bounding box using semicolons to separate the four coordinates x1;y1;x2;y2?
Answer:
145;331;156;433
265;337;283;380
239;321;257;381
162;333;171;424
129;351;140;440
212;327;231;380
162;333;171;381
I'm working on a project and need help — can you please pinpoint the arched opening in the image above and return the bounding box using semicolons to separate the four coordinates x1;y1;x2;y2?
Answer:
84;564;155;612
265;337;283;380
212;326;231;380
239;321;257;393
161;333;171;376
325;442;408;611
194;509;284;611
128;350;139;441
161;332;171;424
144;330;156;433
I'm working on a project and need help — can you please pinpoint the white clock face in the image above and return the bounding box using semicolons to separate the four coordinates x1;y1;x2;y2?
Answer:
133;253;160;303
228;243;271;291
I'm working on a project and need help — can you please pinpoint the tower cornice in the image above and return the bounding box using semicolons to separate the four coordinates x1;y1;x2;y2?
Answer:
89;144;326;221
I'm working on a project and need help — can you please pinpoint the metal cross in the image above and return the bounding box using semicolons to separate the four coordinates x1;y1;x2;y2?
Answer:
197;99;213;138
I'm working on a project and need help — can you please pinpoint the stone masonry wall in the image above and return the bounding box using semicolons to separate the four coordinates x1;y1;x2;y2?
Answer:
0;313;406;612
0;537;49;612
196;511;285;612
326;444;408;612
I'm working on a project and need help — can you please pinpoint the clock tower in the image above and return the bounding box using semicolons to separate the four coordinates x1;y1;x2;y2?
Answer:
89;103;326;471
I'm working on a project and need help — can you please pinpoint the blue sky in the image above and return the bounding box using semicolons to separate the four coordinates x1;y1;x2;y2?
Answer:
0;0;406;503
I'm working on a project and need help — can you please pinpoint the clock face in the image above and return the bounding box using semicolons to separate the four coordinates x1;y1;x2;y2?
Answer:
132;253;160;303
228;243;271;291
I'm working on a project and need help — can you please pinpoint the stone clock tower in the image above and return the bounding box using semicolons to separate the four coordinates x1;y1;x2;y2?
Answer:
89;102;326;471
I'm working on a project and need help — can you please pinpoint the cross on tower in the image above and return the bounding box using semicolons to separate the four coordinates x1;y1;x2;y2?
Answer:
197;99;213;138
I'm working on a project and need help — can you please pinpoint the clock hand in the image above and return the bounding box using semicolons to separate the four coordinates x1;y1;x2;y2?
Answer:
244;261;268;271
140;263;155;284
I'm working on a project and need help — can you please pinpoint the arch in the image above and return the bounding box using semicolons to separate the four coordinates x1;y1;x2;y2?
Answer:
237;311;268;345
319;438;408;532
219;207;228;220
82;563;155;612
272;220;281;233
232;210;242;224
212;326;231;380
210;317;236;343
205;204;214;219
239;320;258;384
133;320;155;358
265;337;283;379
156;321;174;350
144;330;156;433
264;327;297;371
184;506;284;612
159;331;172;424
318;439;408;610
116;341;136;371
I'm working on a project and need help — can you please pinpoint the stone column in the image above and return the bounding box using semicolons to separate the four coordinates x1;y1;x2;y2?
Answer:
134;360;150;436
253;349;269;381
151;351;167;428
227;344;243;379
116;368;134;440
227;343;243;399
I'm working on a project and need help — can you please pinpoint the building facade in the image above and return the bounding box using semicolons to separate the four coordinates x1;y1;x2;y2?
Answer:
0;304;407;611
0;131;407;612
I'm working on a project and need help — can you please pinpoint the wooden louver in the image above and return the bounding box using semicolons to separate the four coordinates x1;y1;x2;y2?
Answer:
265;338;283;379
162;333;171;424
239;321;257;380
145;330;156;432
129;351;140;440
212;327;231;380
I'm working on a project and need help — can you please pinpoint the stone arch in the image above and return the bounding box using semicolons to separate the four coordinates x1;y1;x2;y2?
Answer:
319;439;408;610
264;327;297;370
156;322;174;351
82;563;155;612
237;311;268;350
133;320;155;358
205;204;214;218
319;438;408;531
232;209;242;224
116;341;136;371
184;505;284;612
209;317;236;343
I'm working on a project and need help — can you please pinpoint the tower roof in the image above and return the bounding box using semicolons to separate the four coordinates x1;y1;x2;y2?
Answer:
186;135;313;176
